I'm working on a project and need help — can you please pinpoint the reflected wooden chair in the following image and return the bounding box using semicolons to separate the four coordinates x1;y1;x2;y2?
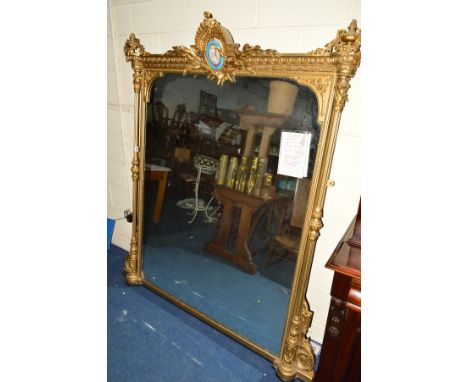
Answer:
148;101;169;156
199;90;218;116
267;178;311;266
152;101;169;130
165;103;190;148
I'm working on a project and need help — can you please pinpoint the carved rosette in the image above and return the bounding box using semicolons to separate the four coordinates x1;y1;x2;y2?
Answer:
275;300;315;381
327;297;347;339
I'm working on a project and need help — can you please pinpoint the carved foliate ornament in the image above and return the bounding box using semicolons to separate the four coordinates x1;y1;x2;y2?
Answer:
124;34;149;92
308;19;361;58
124;236;142;285
295;76;332;121
274;300;314;381
158;12;280;84
124;33;149;61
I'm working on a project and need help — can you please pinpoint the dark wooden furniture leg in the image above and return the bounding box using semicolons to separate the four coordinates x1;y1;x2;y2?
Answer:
315;202;361;382
204;200;257;274
153;171;168;223
146;169;170;223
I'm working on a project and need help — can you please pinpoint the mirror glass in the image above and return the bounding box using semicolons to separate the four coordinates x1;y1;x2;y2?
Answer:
142;74;320;355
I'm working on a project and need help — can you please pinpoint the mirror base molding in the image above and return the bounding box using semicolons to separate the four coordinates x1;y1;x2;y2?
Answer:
141;278;276;361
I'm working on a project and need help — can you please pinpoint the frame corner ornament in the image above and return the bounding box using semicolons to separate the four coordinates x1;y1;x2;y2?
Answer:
308;19;361;59
124;33;149;92
124;33;149;62
274;300;315;382
124;237;143;285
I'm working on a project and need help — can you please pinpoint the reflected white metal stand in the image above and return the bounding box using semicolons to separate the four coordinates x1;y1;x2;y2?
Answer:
188;155;219;224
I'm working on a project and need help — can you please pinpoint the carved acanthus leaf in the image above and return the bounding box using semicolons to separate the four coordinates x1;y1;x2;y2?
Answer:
124;33;149;61
275;300;314;379
308;19;361;59
124;237;141;285
155;13;282;85
236;43;279;59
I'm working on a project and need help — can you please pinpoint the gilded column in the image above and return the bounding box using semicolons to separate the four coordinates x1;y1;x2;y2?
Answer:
123;34;147;285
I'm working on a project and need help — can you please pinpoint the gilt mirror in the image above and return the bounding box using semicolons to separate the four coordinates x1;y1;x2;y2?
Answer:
123;12;360;382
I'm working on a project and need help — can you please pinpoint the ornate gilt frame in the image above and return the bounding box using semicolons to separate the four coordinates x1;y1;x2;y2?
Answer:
123;12;360;382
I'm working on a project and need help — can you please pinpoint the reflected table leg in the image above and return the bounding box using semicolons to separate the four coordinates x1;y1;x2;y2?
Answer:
153;171;168;223
204;186;290;274
146;169;170;223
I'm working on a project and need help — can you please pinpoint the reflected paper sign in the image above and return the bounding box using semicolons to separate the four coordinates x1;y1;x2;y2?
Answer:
277;131;312;178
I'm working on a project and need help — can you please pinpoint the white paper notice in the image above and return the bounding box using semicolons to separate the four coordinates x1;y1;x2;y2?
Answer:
277;131;312;178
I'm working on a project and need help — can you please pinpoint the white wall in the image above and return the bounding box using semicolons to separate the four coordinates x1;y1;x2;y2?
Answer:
107;0;133;250
107;0;361;344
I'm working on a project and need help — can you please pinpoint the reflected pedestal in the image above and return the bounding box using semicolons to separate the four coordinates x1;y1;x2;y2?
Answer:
204;185;291;274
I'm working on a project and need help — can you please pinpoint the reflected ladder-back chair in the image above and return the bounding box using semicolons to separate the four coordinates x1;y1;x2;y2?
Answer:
199;90;218;116
148;100;169;156
165;103;189;148
267;178;311;266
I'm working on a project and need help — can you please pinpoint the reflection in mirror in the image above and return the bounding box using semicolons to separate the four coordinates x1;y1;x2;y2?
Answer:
142;74;319;355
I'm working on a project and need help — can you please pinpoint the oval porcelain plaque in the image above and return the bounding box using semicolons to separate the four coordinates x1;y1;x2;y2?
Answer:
205;39;224;70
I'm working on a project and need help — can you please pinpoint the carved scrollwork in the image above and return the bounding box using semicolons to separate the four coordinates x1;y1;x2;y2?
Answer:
308;19;361;58
142;71;163;95
124;236;142;285
124;34;149;92
236;43;278;58
153;12;280;85
165;45;206;74
307;20;360;112
295;76;332;121
275;300;314;380
124;33;149;61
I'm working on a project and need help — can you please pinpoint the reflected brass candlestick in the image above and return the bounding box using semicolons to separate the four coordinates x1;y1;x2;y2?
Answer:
235;155;249;192
226;156;239;188
261;173;275;198
216;154;229;185
253;157;268;196
246;156;258;194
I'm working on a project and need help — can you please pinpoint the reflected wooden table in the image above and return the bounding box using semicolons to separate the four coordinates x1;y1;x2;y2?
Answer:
145;165;171;223
204;185;291;274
